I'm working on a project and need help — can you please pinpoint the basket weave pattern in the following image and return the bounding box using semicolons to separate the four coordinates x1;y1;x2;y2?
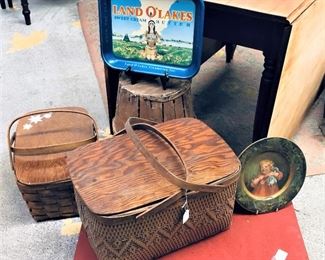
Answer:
18;181;78;221
76;182;237;260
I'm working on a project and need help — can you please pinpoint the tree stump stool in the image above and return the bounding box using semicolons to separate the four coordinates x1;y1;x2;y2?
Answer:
113;73;195;133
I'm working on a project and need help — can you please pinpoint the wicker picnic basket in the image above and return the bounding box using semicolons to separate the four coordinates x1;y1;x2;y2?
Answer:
8;107;98;221
68;117;240;259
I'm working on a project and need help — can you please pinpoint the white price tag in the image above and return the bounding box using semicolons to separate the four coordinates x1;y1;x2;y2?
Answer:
182;209;190;224
272;249;288;260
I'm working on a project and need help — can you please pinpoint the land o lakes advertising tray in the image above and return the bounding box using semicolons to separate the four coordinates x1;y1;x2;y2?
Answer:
98;0;204;78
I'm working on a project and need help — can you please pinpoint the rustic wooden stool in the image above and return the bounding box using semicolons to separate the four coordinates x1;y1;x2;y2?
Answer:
113;73;194;133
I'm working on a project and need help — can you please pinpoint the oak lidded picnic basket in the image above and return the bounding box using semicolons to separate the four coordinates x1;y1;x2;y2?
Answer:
8;107;98;221
68;117;240;259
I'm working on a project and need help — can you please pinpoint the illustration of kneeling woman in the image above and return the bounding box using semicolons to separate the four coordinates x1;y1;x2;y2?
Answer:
250;159;284;197
142;20;162;60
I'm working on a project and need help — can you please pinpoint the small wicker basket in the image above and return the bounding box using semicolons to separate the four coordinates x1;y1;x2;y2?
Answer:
8;107;98;221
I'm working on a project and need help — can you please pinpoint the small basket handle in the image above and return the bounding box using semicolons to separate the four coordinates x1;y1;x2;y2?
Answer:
8;108;98;170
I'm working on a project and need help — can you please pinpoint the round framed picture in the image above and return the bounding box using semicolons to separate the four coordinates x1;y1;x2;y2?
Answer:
236;137;306;214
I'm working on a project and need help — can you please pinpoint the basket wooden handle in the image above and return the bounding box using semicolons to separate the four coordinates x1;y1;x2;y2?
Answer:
125;117;240;219
125;117;239;193
8;108;98;170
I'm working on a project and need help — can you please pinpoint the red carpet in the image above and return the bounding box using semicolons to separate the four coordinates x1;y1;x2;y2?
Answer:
74;204;308;260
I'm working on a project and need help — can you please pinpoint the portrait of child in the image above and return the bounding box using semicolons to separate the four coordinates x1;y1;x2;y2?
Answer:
250;159;284;197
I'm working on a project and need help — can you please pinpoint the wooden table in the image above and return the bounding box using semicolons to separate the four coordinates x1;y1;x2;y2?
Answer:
105;0;325;140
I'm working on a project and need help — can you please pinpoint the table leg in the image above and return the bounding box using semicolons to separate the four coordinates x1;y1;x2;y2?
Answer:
319;76;325;136
1;0;6;9
253;52;277;141
201;38;224;64
320;105;325;136
7;0;13;8
104;66;120;134
21;0;31;25
225;43;236;63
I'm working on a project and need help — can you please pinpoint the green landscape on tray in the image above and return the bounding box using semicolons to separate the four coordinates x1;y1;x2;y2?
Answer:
112;39;193;66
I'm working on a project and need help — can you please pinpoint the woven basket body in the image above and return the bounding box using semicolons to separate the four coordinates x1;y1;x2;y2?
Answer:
68;118;240;258
17;180;78;221
8;107;97;221
76;183;237;259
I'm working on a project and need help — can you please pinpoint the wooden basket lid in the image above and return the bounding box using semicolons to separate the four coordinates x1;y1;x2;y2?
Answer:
68;118;240;216
12;107;96;185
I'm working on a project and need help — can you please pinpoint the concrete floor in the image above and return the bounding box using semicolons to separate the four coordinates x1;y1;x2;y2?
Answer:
0;0;106;259
0;0;324;259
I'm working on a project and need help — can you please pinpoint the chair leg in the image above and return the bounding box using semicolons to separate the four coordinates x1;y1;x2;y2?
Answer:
21;0;31;25
1;0;6;9
8;0;13;8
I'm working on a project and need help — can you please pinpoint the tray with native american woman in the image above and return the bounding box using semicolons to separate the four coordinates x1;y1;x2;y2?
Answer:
98;0;204;78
